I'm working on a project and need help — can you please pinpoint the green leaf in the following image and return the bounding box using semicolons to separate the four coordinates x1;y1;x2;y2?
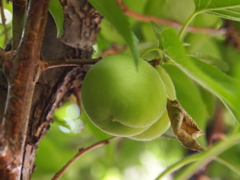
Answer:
159;28;239;121
195;0;240;10
49;0;64;38
194;0;240;21
189;53;229;72
88;0;139;65
150;21;162;47
215;156;240;177
199;86;216;118
99;19;125;44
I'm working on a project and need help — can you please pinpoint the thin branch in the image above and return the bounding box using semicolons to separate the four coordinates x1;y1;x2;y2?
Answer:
40;57;102;70
52;136;119;180
117;0;226;36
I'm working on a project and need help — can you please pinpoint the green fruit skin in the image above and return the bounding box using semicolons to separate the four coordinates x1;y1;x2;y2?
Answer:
155;65;176;100
81;53;167;136
129;110;170;141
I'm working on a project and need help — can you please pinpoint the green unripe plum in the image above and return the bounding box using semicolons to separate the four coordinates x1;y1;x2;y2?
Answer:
81;54;167;136
129;110;170;141
130;65;175;141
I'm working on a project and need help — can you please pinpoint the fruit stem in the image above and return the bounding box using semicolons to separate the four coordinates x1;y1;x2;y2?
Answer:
178;12;198;40
140;47;163;61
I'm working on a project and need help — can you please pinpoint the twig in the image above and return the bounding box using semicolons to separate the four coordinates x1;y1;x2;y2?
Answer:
117;0;226;36
40;57;102;70
52;136;119;180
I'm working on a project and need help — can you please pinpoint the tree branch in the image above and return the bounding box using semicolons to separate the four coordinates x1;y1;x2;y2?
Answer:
40;57;102;70
0;0;50;179
52;136;119;180
12;0;27;50
117;0;226;36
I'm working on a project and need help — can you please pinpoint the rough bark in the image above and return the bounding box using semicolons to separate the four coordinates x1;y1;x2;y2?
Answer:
0;0;101;179
0;0;49;179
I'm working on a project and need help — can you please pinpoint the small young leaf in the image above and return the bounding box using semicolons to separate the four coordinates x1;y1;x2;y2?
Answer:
167;99;204;152
88;0;139;65
194;0;240;22
150;21;162;47
49;0;64;38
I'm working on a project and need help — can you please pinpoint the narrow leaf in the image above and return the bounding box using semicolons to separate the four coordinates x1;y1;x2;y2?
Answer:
159;28;239;121
49;0;64;38
194;0;240;22
216;157;240;176
167;99;204;152
88;0;139;65
189;53;229;72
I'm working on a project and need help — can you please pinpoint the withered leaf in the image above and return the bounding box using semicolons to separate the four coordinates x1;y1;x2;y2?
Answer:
167;99;205;152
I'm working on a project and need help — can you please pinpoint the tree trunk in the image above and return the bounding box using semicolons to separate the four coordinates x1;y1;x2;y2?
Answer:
0;0;101;179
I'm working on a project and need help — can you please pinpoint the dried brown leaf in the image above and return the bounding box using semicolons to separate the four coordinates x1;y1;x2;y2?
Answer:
167;99;205;152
